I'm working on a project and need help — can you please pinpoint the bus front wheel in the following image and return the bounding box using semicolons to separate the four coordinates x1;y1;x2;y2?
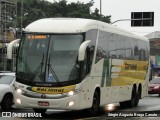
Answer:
88;91;100;116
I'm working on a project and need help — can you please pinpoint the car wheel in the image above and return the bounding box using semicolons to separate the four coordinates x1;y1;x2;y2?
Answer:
1;94;13;110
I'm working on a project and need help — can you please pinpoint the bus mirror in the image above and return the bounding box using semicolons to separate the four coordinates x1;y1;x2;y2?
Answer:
78;40;91;61
7;39;20;59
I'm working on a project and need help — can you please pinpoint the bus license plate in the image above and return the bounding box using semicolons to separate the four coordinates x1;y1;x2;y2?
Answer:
38;101;49;106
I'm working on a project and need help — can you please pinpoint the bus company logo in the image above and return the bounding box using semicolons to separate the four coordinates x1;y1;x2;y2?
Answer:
41;94;46;98
26;85;76;94
36;87;64;94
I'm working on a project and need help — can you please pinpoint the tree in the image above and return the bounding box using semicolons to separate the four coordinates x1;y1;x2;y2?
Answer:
17;0;111;28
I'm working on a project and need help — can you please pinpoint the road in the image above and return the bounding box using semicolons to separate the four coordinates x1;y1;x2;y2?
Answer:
0;94;160;120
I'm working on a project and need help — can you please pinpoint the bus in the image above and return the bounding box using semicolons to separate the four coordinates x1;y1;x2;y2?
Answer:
14;18;150;115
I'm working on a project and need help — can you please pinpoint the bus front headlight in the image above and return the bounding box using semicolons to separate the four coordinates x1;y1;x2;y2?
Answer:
68;91;74;96
16;88;22;94
16;98;21;104
68;101;75;107
65;88;82;97
15;88;26;94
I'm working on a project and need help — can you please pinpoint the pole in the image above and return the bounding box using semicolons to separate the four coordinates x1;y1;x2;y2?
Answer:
21;0;23;37
111;18;152;24
100;0;102;15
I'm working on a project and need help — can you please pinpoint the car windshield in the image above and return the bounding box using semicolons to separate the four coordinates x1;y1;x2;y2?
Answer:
0;75;15;85
150;77;160;84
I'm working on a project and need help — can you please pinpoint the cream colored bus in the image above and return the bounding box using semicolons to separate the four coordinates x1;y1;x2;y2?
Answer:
14;18;150;115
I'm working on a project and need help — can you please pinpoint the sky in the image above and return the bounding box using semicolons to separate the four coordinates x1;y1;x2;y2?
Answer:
47;0;160;36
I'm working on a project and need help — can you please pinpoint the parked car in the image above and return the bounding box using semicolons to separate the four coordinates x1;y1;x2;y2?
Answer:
148;77;160;96
0;72;15;110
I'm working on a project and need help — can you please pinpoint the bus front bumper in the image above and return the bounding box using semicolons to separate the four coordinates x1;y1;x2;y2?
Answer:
14;92;81;110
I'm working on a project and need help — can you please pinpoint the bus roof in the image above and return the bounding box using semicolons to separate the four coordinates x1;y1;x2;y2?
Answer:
25;18;148;41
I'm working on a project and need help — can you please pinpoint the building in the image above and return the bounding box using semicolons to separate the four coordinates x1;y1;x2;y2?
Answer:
0;0;17;71
0;0;17;43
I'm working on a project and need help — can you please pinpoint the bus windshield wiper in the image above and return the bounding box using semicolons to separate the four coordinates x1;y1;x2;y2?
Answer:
33;53;44;76
48;54;62;86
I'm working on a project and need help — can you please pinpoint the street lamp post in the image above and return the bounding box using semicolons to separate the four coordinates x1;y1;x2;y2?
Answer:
21;0;23;36
100;0;102;15
111;18;153;24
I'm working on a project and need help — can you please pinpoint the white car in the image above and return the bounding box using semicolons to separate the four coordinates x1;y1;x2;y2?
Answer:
0;72;15;110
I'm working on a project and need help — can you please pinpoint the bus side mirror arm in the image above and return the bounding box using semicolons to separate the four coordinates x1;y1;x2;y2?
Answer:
78;40;91;61
7;39;20;59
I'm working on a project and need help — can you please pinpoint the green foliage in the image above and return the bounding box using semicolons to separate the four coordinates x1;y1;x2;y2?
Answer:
17;0;111;28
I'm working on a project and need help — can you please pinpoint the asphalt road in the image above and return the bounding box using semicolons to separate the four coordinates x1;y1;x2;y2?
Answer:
0;94;160;120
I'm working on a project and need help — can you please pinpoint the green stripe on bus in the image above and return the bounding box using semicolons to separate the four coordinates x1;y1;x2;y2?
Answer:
101;58;111;87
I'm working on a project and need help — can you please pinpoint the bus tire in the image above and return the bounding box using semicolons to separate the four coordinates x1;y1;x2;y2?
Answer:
88;91;100;116
134;88;140;107
119;101;127;108
33;108;47;114
119;87;138;108
128;87;138;107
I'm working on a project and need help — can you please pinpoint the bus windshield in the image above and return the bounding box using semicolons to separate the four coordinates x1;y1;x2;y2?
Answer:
17;34;83;86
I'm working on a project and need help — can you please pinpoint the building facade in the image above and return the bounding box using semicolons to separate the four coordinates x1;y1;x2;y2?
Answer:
0;0;17;71
0;0;17;43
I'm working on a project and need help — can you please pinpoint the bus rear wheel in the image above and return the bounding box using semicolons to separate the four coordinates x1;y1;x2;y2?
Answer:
128;87;139;107
120;87;139;108
33;108;47;114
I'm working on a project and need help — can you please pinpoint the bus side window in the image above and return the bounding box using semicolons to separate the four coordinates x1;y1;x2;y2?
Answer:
96;47;103;62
